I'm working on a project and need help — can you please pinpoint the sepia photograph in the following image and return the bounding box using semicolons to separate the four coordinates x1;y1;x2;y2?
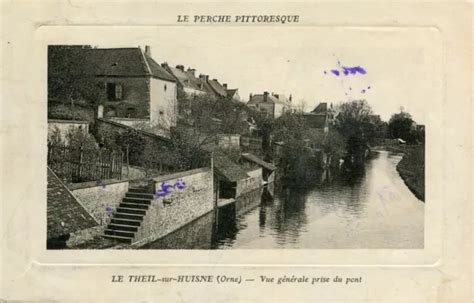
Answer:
46;28;428;250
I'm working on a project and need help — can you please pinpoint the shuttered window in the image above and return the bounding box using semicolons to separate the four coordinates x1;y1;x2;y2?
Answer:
106;83;123;101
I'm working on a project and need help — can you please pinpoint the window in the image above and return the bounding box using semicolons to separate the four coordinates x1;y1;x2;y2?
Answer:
106;83;123;101
164;84;167;91
126;107;136;118
159;110;164;116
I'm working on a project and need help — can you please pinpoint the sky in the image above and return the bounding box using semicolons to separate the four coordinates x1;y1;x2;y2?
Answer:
79;26;441;124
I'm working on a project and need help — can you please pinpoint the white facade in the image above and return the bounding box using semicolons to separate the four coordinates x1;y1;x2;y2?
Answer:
149;78;177;128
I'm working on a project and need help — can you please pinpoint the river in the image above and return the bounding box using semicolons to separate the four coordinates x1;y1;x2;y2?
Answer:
141;150;424;249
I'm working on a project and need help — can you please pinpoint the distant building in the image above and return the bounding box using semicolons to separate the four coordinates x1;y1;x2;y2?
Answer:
303;102;336;134
161;64;208;96
302;102;337;167
247;91;293;119
224;86;241;102
48;45;178;132
207;78;228;98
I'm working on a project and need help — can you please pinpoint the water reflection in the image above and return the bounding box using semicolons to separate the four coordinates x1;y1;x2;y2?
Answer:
143;151;424;249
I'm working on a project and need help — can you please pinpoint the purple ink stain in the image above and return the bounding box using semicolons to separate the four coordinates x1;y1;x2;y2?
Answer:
106;206;113;213
330;69;340;76
174;178;186;190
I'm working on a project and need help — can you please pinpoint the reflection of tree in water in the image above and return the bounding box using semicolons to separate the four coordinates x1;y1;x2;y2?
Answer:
212;204;239;248
268;186;309;246
309;165;368;218
259;186;275;233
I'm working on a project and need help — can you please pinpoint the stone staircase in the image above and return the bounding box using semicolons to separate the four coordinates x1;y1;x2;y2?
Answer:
102;187;153;244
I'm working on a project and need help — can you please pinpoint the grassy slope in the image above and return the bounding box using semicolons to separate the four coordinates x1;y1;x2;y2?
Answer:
396;145;425;201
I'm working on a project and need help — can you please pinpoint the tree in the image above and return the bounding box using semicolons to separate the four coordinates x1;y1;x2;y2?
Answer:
335;100;374;164
388;111;416;143
48;45;104;121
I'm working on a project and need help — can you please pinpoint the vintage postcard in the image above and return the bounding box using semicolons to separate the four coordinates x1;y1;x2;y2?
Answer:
1;1;472;302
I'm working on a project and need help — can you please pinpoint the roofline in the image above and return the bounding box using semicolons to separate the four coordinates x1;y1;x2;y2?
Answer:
96;118;171;143
47;167;100;226
139;48;153;76
94;74;176;82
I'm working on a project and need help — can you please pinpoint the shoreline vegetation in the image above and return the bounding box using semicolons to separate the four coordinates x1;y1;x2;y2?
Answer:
371;145;425;202
396;145;425;202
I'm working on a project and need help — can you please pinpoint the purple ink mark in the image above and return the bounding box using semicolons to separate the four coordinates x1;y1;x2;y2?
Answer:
106;206;113;213
174;178;186;190
341;66;367;75
330;69;340;76
154;179;187;199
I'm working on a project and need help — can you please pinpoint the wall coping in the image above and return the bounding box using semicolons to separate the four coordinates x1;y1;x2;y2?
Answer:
68;178;129;191
109;117;150;122
151;167;210;183
48;119;89;124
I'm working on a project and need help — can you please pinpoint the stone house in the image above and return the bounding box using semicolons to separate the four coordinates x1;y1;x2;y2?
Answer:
302;102;337;167
161;64;209;96
225;88;240;101
48;46;178;132
247;91;293;119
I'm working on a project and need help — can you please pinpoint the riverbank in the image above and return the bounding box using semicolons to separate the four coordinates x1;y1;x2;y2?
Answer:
396;145;425;202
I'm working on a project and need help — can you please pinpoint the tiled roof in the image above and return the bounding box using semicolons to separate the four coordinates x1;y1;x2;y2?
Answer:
226;89;238;99
303;113;327;129
248;94;288;106
47;168;98;239
213;152;249;182
312;103;328;113
208;79;227;97
143;54;176;82
49;47;175;82
241;153;276;171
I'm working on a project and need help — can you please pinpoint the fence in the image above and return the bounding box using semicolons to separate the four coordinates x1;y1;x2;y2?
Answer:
47;144;123;183
240;136;263;155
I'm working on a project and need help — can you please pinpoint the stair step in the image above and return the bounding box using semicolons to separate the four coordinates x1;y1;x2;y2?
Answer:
113;213;144;221
123;197;152;204
107;223;138;232
116;207;146;215
128;188;150;193
119;202;149;210
126;192;154;199
104;229;135;238
111;218;142;226
102;235;133;244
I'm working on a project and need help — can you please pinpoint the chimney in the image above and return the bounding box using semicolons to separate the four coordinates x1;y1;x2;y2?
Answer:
223;83;228;89
145;45;151;56
161;62;169;69
176;65;184;71
249;93;253;100
199;74;209;82
263;91;269;102
289;94;292;102
97;105;104;119
187;68;196;76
